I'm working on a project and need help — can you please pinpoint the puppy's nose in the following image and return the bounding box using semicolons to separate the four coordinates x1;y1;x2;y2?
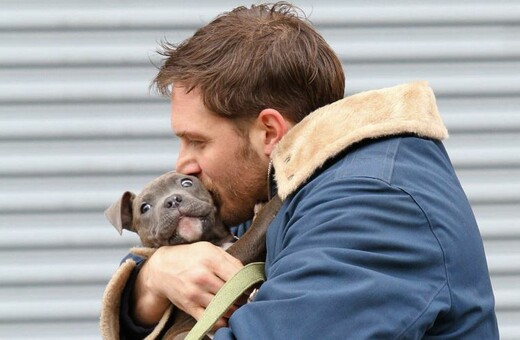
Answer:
165;195;183;209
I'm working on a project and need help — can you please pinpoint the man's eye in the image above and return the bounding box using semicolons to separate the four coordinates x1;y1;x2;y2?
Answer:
140;203;151;214
188;139;206;148
181;178;193;187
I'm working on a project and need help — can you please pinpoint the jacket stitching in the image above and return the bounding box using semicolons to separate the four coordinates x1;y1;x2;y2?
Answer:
316;173;452;337
393;184;453;338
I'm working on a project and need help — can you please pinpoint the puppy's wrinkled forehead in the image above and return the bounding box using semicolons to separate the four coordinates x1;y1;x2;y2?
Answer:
138;171;212;202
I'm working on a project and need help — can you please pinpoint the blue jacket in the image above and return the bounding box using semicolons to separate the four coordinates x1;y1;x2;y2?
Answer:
215;82;498;339
110;82;498;339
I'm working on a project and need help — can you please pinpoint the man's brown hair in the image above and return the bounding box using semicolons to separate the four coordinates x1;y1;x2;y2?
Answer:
152;2;345;126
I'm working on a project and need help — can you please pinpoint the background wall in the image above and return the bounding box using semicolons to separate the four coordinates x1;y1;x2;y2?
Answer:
0;1;519;338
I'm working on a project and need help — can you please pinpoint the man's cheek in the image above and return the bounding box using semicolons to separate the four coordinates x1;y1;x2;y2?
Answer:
200;178;223;207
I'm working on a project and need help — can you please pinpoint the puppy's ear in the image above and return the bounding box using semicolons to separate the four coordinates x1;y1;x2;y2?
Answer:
105;191;136;235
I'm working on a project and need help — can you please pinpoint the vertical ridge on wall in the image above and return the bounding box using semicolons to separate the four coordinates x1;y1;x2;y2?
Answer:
0;1;519;338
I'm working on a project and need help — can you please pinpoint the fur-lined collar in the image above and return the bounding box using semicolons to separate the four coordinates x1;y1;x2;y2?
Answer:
271;81;449;200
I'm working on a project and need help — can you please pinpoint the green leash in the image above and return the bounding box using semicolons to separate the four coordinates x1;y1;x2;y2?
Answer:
185;262;266;340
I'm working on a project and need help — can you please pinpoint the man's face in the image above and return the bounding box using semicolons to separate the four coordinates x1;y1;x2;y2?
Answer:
171;86;269;226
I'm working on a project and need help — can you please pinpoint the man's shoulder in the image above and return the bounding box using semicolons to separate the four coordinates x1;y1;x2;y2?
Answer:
337;136;401;182
279;134;448;205
323;135;439;183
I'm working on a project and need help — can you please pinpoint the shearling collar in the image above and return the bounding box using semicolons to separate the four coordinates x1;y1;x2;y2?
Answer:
271;81;449;200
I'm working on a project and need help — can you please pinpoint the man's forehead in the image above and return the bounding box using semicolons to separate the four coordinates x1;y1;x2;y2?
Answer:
171;87;202;121
170;99;214;139
171;84;200;99
170;86;208;115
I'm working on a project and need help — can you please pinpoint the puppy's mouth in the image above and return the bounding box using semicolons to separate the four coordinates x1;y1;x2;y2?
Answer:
158;211;212;246
174;215;205;243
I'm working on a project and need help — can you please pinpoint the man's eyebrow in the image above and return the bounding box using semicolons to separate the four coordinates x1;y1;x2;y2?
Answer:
175;131;208;140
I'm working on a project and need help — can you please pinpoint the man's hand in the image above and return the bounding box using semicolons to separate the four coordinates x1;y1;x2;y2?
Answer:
132;242;244;327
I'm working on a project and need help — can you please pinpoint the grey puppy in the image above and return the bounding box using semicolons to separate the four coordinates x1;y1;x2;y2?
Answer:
104;170;282;339
105;171;234;248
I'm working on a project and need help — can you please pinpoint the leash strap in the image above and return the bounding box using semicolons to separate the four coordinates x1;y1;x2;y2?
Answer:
185;262;266;340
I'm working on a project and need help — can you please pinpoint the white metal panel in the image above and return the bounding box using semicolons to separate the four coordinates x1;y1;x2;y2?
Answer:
0;1;518;338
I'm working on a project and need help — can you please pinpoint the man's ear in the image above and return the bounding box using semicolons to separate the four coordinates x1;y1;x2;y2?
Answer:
256;108;292;156
104;191;136;235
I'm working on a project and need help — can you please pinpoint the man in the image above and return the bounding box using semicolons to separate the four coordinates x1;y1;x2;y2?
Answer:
103;2;499;339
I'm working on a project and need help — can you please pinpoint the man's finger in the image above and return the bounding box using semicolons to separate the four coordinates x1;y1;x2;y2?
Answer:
213;249;243;281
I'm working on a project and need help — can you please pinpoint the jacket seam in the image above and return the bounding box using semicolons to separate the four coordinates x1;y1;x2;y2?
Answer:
392;183;453;338
381;138;399;183
394;281;449;340
324;173;452;337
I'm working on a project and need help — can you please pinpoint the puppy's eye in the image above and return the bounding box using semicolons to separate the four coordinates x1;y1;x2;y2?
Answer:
181;178;193;188
140;203;151;214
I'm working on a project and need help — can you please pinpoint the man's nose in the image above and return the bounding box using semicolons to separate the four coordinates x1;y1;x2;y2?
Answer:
175;152;201;176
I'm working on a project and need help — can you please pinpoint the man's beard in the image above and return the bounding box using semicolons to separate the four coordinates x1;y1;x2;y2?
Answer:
201;142;268;227
203;142;268;227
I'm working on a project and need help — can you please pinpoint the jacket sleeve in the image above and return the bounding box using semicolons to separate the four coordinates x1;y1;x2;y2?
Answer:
214;176;453;339
100;248;172;340
100;224;250;340
118;259;155;339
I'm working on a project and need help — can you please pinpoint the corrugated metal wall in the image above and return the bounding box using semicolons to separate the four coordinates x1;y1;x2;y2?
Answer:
0;1;518;338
